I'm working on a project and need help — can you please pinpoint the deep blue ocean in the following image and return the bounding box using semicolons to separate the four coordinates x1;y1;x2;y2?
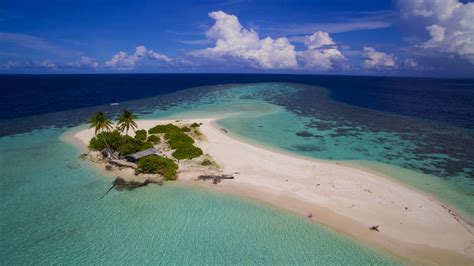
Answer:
2;74;474;128
1;74;473;264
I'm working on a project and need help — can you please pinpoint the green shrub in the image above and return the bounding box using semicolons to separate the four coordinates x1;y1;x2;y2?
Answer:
136;156;179;180
89;128;158;157
89;130;124;151
172;144;203;160
181;126;191;132
190;122;200;128
117;136;153;155
134;129;147;141
147;134;160;144
201;159;212;166
148;124;182;134
165;132;194;149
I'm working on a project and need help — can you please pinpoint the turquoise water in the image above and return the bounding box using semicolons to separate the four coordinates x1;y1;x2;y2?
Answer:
0;128;398;264
145;83;473;217
2;82;472;264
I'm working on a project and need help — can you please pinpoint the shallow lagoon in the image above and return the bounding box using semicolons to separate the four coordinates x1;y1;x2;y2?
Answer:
2;82;473;264
0;128;398;264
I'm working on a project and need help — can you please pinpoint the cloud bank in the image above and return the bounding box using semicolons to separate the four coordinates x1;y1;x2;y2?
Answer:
105;45;172;69
399;0;474;64
195;11;298;69
194;11;346;71
362;47;397;69
2;4;472;75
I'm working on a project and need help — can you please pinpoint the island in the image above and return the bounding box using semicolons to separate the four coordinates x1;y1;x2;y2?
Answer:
70;111;474;265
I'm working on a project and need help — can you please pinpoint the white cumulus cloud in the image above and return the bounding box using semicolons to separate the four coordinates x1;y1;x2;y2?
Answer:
67;56;99;69
195;11;298;69
403;58;418;68
37;59;57;69
304;31;335;49
105;45;172;69
362;47;397;69
147;50;172;63
297;31;346;70
398;0;474;64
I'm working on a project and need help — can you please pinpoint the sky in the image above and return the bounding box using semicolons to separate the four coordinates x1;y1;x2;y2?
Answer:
1;0;473;77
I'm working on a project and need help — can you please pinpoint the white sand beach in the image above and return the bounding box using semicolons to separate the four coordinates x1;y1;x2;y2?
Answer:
72;118;474;265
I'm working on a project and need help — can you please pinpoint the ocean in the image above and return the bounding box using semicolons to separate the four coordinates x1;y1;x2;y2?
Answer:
1;74;473;264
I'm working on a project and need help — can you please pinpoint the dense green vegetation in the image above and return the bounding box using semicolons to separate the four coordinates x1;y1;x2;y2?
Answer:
88;114;207;181
172;144;203;160
148;124;182;134
117;136;153;155
136;156;179;180
147;134;160;144
134;129;147;141
148;123;203;160
165;132;194;149
89;130;124;151
88;130;152;156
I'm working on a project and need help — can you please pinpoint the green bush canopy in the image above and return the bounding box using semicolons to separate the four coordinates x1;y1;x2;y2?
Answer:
148;123;202;160
165;132;194;149
134;129;147;141
89;130;152;156
89;130;124;151
172;144;203;160
117;136;153;156
148;123;182;134
136;155;178;180
147;134;160;144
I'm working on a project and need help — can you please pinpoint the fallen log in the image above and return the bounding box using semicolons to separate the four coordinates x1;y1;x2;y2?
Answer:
197;174;234;184
100;176;164;199
108;159;137;169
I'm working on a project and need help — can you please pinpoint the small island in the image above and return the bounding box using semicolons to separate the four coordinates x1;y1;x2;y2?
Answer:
71;111;474;264
81;110;222;189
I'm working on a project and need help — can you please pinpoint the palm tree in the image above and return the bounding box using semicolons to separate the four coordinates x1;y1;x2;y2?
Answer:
116;110;138;135
89;111;114;135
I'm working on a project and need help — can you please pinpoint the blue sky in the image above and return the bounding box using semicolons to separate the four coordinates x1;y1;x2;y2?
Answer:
1;0;473;77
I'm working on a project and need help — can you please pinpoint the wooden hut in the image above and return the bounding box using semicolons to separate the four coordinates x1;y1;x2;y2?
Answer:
125;148;160;163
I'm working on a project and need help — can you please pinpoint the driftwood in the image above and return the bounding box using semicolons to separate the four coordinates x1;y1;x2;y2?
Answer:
369;225;380;232
108;159;137;169
198;174;234;184
100;177;164;199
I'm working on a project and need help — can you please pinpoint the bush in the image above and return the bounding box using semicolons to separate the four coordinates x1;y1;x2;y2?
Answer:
172;144;203;160
136;156;179;180
147;134;160;144
89;130;124;151
148;124;182;134
165;132;194;149
181;126;191;132
201;159;212;166
117;136;153;155
134;129;147;141
190;122;200;128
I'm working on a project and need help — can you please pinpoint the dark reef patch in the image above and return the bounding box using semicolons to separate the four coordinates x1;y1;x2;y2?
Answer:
290;144;325;153
295;131;323;138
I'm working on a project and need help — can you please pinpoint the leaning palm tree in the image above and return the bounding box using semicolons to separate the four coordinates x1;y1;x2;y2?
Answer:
116;110;138;135
89;111;114;135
